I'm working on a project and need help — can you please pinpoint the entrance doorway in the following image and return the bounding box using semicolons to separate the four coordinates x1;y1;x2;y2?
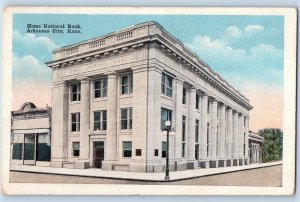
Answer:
93;141;104;168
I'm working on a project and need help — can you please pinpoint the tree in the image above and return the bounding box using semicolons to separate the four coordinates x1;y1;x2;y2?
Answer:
259;128;283;163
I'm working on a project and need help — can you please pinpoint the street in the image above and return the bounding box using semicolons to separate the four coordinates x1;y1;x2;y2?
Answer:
10;165;282;186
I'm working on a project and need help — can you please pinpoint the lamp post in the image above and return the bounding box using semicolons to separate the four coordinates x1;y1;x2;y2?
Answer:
164;120;171;181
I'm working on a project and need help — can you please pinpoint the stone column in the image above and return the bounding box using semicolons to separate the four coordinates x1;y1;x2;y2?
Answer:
51;81;69;168
232;110;239;166
187;87;197;168
75;77;91;169
175;77;183;161
102;72;118;170
245;116;250;165
146;66;163;172
131;67;148;172
209;99;218;168
226;108;233;167
238;114;244;165
218;104;226;167
199;94;208;168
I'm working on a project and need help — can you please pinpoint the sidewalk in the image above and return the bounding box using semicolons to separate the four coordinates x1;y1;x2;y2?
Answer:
10;161;282;182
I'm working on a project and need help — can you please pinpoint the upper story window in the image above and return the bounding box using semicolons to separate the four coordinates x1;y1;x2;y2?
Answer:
161;107;172;130
121;108;132;130
195;119;199;143
93;110;107;131
121;74;133;95
71;113;80;132
161;73;173;97
71;83;81;102
196;94;200;110
182;88;187;104
94;78;107;98
207;100;211;114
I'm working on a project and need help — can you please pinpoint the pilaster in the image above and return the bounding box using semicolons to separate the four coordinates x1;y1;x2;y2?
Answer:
209;98;218;168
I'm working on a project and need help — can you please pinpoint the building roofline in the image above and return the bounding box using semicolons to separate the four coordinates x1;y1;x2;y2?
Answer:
47;21;252;109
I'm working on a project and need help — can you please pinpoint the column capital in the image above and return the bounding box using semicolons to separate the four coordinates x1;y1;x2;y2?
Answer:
106;71;118;79
174;76;184;83
77;76;92;83
211;97;218;103
189;86;197;93
233;109;239;115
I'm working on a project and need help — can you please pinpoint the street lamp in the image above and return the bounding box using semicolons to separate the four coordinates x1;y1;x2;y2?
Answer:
164;120;171;181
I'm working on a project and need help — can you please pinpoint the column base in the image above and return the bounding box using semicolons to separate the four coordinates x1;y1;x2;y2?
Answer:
174;160;188;171
51;160;65;168
75;160;90;169
244;158;249;165
199;160;209;168
102;160;115;171
187;160;198;170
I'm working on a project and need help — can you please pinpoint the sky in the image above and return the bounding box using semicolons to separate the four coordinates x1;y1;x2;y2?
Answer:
12;14;284;132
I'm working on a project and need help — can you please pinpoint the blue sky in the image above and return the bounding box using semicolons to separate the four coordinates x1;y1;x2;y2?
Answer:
12;14;284;130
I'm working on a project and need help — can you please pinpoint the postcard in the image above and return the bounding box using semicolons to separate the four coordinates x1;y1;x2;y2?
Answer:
1;7;296;195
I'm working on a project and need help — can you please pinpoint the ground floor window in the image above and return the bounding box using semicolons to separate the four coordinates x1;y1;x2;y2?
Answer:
195;144;199;160
162;141;167;158
36;134;51;161
123;141;132;158
73;142;80;157
12;143;22;160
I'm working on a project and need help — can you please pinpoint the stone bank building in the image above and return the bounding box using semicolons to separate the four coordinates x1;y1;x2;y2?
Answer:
46;21;253;172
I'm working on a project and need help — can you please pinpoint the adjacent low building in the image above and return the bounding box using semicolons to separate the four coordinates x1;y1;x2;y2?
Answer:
249;131;264;164
11;102;51;166
46;21;253;172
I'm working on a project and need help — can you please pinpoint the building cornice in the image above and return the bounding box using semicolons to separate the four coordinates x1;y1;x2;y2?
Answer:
46;21;252;110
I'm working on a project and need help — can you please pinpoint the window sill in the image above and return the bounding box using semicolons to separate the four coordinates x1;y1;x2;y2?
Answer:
118;130;132;134
69;132;80;136
70;101;81;105
161;94;173;101
92;97;107;102
90;131;107;135
120;94;133;99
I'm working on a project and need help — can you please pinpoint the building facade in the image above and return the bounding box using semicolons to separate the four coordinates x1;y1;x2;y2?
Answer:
249;131;264;164
46;21;253;172
11;102;51;166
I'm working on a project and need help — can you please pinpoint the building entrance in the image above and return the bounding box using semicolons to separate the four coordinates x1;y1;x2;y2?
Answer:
93;141;104;168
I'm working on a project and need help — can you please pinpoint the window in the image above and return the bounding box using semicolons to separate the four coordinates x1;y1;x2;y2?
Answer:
121;108;132;130
182;116;186;141
121;74;133;95
196;94;200;109
161;108;172;130
71;83;81;102
244;117;246;126
123;141;132;157
244;133;246;156
195;144;199;160
182;88;187;104
161;73;173;97
136;149;142;156
182;116;186;158
93;110;107;131
162;142;167;158
73;142;80;157
195;119;199;143
182;143;185;157
94;78;107;98
71;113;80;132
207;100;210;114
207;123;210;157
154;149;159;156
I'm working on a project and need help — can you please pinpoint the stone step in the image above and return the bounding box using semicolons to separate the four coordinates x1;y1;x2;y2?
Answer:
62;162;75;169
